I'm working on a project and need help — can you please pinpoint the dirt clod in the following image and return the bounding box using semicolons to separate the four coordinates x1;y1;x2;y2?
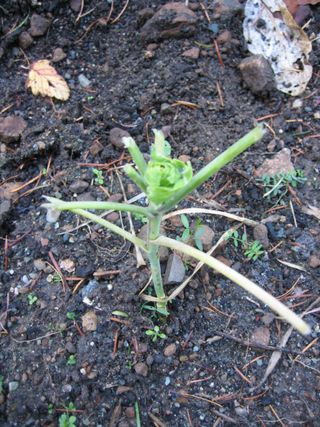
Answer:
255;148;294;177
0;116;27;144
29;14;51;37
140;3;198;43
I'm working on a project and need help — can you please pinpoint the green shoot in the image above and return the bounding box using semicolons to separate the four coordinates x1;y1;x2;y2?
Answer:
59;413;77;427
67;355;77;366
66;312;76;321
178;215;204;251
53;272;63;284
245;241;265;261
135;401;142;427
48;403;54;415
42;126;311;335
133;212;149;224
226;230;264;261
27;294;38;305
145;325;167;342
92;168;104;185
258;169;306;205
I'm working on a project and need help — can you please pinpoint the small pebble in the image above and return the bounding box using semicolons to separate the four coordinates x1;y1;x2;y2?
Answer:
78;74;91;88
165;376;171;386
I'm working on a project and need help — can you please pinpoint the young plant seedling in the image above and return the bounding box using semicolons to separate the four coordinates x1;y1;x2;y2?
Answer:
67;355;77;366
244;240;265;261
145;325;167;342
92;168;104;185
66;311;77;321
178;214;204;251
258;169;306;205
42;126;310;335
27;293;38;306
59;413;77;427
226;230;264;261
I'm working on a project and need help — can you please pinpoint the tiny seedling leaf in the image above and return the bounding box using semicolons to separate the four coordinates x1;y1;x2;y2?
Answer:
112;310;129;318
181;214;189;229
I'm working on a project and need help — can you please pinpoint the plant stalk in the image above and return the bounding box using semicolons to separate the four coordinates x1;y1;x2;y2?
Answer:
154;236;310;335
43;198;151;218
147;214;167;314
160;125;264;212
69;208;147;250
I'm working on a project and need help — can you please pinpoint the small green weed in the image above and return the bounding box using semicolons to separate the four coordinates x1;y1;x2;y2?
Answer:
53;272;63;284
226;230;264;261
0;375;4;393
48;403;54;415
27;294;38;305
145;325;167;342
59;402;77;426
59;413;77;427
258;169;306;205
133;212;149;224
244;240;265;261
92;168;104;185
66;311;76;321
67;355;77;366
177;214;204;251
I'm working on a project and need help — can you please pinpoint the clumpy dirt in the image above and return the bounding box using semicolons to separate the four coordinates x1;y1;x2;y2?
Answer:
0;1;320;426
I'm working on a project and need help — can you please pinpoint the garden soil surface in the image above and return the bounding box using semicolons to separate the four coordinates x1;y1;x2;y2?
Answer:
0;1;320;426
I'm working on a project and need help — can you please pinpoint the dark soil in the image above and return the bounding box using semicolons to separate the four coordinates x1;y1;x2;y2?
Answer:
0;1;320;426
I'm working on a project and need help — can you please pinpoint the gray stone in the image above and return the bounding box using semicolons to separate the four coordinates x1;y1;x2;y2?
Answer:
29;14;50;37
77;192;95;202
164;343;177;357
33;259;46;271
65;341;76;353
160;103;173;114
0;116;27;144
198;225;215;251
214;0;243;18
0;200;11;224
164;253;185;285
239;55;275;94
253;224;269;249
8;381;19;392
81;280;99;299
141;3;197;43
70;0;81;12
182;47;200;59
52;48;67;63
62;384;72;393
109;127;130;149
19;31;33;49
255;148;294;177
69;179;89;194
78;74;91;88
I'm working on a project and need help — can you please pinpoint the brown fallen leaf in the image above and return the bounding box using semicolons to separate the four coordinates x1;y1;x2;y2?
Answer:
26;59;70;101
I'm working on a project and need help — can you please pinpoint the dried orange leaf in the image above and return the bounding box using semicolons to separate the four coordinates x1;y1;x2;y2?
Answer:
26;59;70;101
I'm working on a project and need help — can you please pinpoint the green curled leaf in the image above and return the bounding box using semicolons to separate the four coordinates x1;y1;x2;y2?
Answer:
144;158;193;204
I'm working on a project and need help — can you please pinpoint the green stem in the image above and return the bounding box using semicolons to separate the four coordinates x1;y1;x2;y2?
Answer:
154;236;310;335
147;214;167;314
69;208;147;250
123;137;147;174
160;125;264;212
43;197;151;218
